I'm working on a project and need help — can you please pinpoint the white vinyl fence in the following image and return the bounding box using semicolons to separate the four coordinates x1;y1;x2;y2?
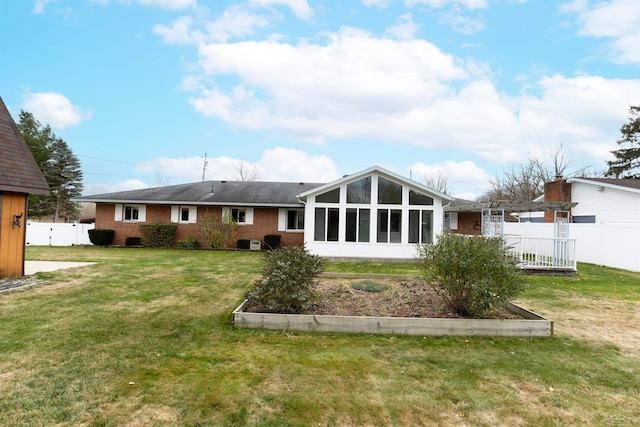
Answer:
504;222;640;273
26;222;94;246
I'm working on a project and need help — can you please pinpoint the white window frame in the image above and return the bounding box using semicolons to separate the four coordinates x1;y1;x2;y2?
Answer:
279;208;304;232
171;205;197;224
115;204;146;223
222;207;254;225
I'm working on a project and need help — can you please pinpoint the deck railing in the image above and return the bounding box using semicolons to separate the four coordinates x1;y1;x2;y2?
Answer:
503;235;577;271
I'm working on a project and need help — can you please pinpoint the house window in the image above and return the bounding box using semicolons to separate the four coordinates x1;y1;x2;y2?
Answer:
409;210;433;244
378;177;402;204
377;209;401;243
314;207;339;241
287;209;305;230
181;207;190;222
409;190;433;205
347;177;371;204
346;208;370;242
316;188;340;203
124;205;139;221
232;208;246;224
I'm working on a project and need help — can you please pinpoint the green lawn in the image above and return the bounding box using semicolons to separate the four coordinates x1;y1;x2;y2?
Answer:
1;246;638;426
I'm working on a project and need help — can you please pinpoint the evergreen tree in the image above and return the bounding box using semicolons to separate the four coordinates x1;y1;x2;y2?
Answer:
17;111;84;221
606;106;640;179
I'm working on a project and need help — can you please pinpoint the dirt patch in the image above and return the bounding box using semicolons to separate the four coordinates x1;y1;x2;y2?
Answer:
290;276;523;319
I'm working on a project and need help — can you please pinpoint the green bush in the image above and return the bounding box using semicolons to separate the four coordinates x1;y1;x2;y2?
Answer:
237;239;251;250
417;233;522;317
351;280;390;293
246;246;323;314
125;237;141;247
177;235;199;249
263;234;281;250
139;222;177;248
88;229;114;246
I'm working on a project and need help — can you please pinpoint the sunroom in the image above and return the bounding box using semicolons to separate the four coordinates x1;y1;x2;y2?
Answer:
298;166;451;260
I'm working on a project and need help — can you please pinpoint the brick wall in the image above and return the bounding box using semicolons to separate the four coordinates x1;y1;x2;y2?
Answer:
95;203;304;247
452;212;482;235
543;178;572;222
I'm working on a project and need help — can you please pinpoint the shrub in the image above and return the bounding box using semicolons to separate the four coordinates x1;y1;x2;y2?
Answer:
125;236;142;247
351;280;390;293
139;222;177;248
246;246;323;314
417;232;522;317
177;235;200;249
237;239;251;250
199;212;236;249
263;234;281;250
88;229;114;246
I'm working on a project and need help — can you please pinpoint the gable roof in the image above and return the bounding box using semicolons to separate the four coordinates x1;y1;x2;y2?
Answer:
0;97;50;195
567;177;640;195
75;180;325;207
298;165;452;201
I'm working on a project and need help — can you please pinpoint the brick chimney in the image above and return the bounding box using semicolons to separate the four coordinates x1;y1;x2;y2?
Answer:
543;176;571;222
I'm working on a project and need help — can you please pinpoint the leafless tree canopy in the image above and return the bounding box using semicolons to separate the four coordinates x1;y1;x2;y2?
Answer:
480;144;597;202
235;158;261;182
422;172;449;195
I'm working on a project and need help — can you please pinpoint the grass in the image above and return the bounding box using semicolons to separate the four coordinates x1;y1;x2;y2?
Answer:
0;246;638;426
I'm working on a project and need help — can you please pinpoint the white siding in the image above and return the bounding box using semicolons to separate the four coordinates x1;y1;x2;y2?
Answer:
571;182;640;223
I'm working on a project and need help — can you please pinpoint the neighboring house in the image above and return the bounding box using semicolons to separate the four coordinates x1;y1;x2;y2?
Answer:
542;177;640;223
75;166;451;259
0;96;50;278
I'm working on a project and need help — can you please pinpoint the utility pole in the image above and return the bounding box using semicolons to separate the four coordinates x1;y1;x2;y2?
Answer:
202;152;208;182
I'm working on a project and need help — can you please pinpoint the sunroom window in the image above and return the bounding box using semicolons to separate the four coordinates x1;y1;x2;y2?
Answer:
378;177;402;204
347;177;371;204
316;188;340;203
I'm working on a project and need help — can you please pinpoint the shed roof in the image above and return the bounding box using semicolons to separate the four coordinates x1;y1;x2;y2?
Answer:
74;180;325;207
0;97;50;195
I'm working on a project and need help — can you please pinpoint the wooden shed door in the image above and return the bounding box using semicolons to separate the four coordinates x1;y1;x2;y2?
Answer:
0;192;28;278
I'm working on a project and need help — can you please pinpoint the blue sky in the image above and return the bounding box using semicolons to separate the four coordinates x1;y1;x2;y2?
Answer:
2;0;639;199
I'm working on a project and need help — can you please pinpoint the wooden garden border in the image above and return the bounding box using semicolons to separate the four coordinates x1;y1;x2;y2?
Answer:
232;301;553;337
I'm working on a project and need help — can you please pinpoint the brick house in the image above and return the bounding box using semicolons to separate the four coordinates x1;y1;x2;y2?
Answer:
0;96;50;278
75;166;452;259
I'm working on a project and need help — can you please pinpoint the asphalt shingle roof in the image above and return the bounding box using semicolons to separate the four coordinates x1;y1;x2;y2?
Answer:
76;180;325;207
0;97;50;195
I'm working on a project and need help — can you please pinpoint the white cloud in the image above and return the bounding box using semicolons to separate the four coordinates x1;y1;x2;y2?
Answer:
85;179;149;196
249;0;313;20
90;0;196;8
33;0;54;14
154;16;202;45
408;160;491;199
21;91;92;130
362;0;391;8
206;5;271;42
180;24;640;169
136;148;339;183
566;0;640;64
405;0;488;10
385;13;420;40
438;6;484;34
132;0;196;9
257;147;339;182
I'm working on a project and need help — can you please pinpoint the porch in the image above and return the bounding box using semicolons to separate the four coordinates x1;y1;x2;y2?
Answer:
504;235;577;273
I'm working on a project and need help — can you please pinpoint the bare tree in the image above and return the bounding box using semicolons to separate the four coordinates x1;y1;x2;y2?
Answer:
480;144;596;202
235;157;261;181
422;172;449;195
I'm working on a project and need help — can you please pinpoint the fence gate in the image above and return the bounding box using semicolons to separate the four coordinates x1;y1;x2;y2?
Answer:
481;208;504;237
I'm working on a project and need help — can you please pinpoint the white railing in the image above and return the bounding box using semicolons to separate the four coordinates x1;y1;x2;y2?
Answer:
503;235;577;271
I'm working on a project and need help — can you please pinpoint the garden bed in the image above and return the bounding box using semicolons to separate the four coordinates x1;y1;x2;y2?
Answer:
233;275;553;337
